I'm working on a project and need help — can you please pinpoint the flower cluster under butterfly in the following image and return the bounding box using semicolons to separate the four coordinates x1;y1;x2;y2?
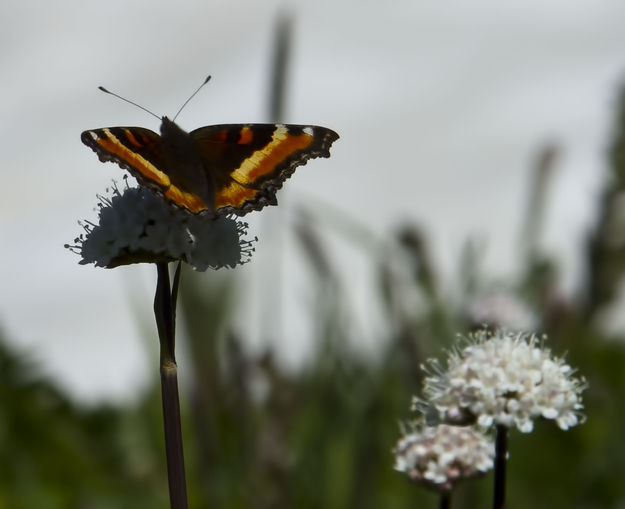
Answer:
66;179;255;271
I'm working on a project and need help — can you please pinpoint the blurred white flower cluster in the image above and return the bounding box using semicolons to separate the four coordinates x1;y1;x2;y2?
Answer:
394;328;586;492
418;329;586;432
394;424;494;492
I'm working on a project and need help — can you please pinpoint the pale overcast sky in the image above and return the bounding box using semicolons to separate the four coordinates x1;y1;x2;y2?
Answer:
2;0;625;402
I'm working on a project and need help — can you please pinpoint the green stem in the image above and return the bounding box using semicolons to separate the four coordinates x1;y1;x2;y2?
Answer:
154;262;188;509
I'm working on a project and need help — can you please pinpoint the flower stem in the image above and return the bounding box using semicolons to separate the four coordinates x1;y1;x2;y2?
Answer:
154;262;188;509
492;424;508;509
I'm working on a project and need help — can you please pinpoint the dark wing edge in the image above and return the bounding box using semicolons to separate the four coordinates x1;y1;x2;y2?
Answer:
80;127;176;203
266;125;339;184
80;126;161;169
199;124;339;216
248;124;339;198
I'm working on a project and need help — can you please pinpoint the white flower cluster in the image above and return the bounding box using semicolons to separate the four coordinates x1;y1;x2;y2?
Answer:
394;424;494;492
419;330;586;433
66;183;255;271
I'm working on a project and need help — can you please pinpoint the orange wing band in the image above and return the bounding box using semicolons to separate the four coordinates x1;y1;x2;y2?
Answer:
165;185;209;213
215;181;261;209
230;127;313;185
97;129;209;213
96;129;171;187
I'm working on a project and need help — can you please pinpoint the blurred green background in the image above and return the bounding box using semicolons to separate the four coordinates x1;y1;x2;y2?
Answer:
3;89;625;507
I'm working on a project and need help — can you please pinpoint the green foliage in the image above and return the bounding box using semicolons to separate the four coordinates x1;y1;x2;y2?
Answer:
0;334;169;508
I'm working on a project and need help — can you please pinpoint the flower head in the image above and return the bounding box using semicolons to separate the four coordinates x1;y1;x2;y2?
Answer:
65;181;255;271
394;424;494;492
416;329;586;433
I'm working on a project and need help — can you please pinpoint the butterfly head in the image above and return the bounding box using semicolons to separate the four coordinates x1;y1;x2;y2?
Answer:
160;116;185;135
158;117;197;158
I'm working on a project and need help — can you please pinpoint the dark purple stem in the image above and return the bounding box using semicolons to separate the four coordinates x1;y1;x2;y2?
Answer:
493;424;508;509
154;262;188;509
439;492;451;509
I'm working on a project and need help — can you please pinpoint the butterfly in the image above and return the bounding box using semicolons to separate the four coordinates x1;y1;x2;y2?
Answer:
81;79;339;217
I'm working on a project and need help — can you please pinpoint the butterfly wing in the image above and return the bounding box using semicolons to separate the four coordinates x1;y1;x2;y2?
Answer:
191;123;339;216
82;122;339;216
81;125;212;214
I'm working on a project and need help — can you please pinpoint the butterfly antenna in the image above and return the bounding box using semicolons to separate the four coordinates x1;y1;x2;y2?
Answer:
98;86;161;121
172;75;212;121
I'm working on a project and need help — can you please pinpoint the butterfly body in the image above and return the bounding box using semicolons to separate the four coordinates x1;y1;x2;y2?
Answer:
81;117;339;217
